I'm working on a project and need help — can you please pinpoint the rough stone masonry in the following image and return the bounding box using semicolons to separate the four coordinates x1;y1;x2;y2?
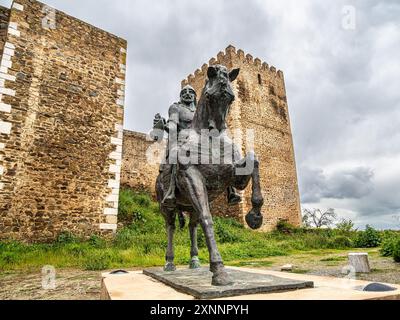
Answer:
121;45;302;232
0;0;126;242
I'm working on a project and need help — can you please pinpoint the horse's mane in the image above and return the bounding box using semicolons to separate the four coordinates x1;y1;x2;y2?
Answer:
191;81;210;132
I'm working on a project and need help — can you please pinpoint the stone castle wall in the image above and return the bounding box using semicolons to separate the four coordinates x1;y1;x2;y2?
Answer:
120;130;161;195
0;0;127;242
0;6;10;57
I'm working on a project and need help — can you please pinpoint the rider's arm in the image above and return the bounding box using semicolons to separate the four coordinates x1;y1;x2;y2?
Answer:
165;104;179;134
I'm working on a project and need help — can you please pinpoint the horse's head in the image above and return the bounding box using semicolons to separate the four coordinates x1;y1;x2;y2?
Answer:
194;65;240;132
204;65;240;105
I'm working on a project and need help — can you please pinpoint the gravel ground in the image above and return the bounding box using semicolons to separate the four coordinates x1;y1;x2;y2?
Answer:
0;249;398;300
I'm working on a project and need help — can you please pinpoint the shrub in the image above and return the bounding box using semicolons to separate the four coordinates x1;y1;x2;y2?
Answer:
329;236;353;249
88;235;106;249
380;234;399;257
214;219;241;244
114;228;136;249
0;252;18;264
64;243;89;257
216;227;240;244
393;239;400;263
354;225;382;248
83;252;112;271
336;219;355;233
56;231;78;244
276;220;297;234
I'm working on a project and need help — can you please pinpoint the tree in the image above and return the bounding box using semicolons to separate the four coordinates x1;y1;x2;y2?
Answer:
302;208;338;228
336;218;355;233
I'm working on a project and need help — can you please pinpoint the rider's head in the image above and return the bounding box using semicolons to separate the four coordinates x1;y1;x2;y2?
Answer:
180;85;197;106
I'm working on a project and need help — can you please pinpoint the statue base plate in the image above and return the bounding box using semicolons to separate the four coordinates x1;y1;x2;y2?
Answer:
143;267;314;299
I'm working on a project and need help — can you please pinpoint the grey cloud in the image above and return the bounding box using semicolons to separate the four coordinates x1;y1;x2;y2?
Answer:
300;166;375;203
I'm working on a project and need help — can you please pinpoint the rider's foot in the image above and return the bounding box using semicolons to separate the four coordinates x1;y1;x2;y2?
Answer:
228;192;242;206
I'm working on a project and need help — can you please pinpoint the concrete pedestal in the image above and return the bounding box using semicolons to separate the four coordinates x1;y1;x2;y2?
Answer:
101;267;400;300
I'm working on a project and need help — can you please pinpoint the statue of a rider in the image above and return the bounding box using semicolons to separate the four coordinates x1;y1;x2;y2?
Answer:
152;85;242;209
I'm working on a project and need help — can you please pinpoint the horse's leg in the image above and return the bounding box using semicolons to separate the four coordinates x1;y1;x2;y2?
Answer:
189;215;201;269
234;152;264;229
178;166;232;286
163;208;177;271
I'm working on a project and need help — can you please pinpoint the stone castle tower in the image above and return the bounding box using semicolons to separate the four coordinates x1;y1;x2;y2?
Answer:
122;45;302;231
0;0;127;241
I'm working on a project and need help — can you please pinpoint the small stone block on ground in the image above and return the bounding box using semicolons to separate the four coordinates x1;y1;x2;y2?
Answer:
349;253;371;273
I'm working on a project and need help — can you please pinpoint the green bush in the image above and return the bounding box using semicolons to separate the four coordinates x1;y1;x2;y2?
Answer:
114;228;137;249
328;236;353;249
0;252;19;264
354;225;382;248
380;233;399;257
56;231;78;244
336;219;355;233
276;220;297;234
214;219;241;243
83;252;112;271
64;243;89;257
393;239;400;263
88;235;106;249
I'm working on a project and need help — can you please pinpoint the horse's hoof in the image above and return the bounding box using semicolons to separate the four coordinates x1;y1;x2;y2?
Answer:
212;270;233;286
164;262;176;272
245;209;263;230
189;257;201;269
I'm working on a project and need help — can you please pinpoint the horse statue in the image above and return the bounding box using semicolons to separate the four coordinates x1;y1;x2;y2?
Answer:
155;65;264;286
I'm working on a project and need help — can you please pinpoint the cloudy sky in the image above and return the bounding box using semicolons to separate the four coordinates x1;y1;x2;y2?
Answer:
2;0;399;229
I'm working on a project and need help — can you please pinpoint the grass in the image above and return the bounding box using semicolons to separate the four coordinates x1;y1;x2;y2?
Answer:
0;190;398;272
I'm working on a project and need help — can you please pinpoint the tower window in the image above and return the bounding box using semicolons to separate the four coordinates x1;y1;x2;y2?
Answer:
258;74;262;85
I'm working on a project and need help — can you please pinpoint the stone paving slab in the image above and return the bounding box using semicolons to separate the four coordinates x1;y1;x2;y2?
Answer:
142;267;314;299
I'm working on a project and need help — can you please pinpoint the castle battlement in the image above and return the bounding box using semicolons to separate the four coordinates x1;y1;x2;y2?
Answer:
182;44;283;87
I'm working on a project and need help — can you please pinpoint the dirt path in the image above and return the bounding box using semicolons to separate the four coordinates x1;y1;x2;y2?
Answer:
232;248;400;285
0;269;102;300
1;249;399;300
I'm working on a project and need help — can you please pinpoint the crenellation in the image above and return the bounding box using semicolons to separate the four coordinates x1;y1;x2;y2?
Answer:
254;57;262;68
245;53;253;63
201;63;208;74
208;57;217;65
237;49;245;60
188;73;195;83
225;44;236;57
194;68;202;77
181;79;188;87
216;51;225;63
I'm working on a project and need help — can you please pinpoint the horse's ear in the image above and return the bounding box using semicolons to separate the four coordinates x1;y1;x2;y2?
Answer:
207;66;217;79
229;68;240;82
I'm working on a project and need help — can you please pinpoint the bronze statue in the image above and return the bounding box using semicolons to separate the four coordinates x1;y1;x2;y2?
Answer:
153;65;264;286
